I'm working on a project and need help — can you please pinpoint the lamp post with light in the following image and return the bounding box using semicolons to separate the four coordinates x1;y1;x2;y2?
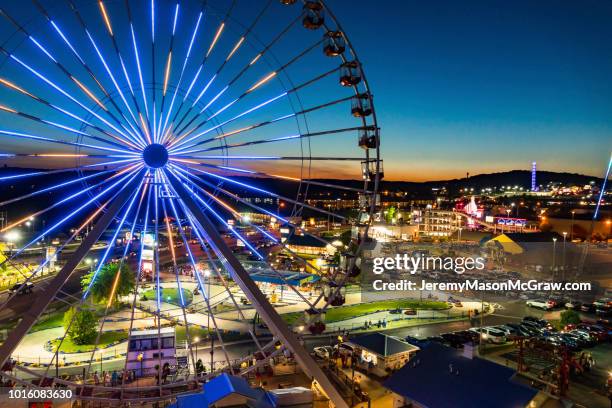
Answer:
570;211;575;241
552;237;557;280
562;232;567;281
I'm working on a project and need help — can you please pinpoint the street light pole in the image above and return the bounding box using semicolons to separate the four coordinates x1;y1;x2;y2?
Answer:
570;211;575;242
552;238;557;280
562;232;567;281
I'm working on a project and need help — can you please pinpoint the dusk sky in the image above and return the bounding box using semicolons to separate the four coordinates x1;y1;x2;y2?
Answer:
332;0;612;180
0;0;610;182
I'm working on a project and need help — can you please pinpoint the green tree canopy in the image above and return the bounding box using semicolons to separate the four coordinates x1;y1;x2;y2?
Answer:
81;262;135;304
63;307;97;345
560;309;581;325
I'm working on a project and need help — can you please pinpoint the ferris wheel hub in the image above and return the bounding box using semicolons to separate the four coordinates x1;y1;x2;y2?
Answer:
142;143;169;168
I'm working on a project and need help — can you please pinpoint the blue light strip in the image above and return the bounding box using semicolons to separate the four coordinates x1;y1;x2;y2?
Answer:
82;175;145;300
594;153;612;220
2;167;142;264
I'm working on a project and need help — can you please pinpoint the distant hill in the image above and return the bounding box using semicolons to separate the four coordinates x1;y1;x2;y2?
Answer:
0;167;603;202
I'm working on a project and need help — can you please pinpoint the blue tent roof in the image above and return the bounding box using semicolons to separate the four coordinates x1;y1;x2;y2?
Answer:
383;343;538;408
170;373;277;408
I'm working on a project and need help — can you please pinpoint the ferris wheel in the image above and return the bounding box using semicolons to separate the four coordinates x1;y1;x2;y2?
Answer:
0;0;381;405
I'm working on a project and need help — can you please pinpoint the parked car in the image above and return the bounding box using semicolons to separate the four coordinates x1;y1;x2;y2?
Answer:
313;346;334;359
504;323;531;337
565;300;582;310
595;306;611;317
469;327;507;344
577;324;609;342
581;303;596;313
593;298;612;308
404;308;417;316
440;333;466;348
9;282;33;295
526;299;554;310
523;316;551;329
404;336;430;348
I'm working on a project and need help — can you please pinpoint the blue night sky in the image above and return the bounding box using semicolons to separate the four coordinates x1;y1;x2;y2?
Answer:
330;0;612;180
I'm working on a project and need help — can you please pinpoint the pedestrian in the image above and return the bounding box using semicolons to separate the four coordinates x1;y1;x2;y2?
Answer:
111;371;118;386
93;371;100;385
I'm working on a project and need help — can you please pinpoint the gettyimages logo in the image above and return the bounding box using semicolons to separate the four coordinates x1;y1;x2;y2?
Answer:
372;254;486;275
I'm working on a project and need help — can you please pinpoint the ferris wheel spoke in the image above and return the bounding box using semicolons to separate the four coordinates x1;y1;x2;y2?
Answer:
171;166;329;280
157;2;206;146
170;66;342;152
0;166;142;267
0;167;123;208
166;1;238;135
119;178;155;391
178;95;355;151
0;198;113;314
190;161;370;193
0;162;139;235
84;181;149;380
0;129;139;156
94;0;152;144
170;166;322;309
168;10;304;139
171;198;272;363
31;1;146;149
162;172;269;376
160;0;271;145
171;41;328;148
173;171;319;307
0;7;137;142
125;2;151;133
0;102;136;152
156;2;181;143
179;125;369;156
48;176;145;380
0;46;145;150
65;0;147;147
164;185;242;375
0;77;141;151
173;164;341;250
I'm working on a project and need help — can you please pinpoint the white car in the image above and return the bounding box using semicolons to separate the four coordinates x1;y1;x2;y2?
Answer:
526;300;553;310
313;346;333;359
469;327;507;344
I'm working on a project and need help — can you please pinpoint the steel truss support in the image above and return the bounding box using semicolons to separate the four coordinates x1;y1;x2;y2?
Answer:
167;173;349;408
0;176;141;369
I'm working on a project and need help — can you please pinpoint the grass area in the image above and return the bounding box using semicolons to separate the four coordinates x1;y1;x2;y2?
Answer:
282;299;450;325
50;331;127;353
31;311;66;332
141;288;193;307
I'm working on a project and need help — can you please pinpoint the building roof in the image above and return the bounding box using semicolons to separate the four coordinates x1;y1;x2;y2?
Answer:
129;327;174;339
383;342;538;408
347;333;418;357
247;268;320;286
170;373;276;408
285;234;328;248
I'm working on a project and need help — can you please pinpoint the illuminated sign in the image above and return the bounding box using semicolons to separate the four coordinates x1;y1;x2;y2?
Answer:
496;217;527;227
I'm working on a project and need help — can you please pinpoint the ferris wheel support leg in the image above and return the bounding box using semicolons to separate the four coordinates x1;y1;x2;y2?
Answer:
0;178;140;370
168;176;349;408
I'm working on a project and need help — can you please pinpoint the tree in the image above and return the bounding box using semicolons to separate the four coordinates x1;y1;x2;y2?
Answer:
385;206;397;224
63;307;97;345
560;309;580;326
81;262;135;305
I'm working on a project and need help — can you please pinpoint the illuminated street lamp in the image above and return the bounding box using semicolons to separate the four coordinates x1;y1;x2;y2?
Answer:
570;211;575;241
4;230;21;256
552;238;557;279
